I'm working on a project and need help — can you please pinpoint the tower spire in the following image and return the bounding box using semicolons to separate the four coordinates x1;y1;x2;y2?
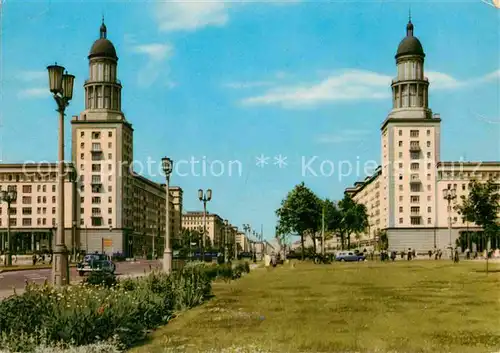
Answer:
100;17;107;39
406;9;414;37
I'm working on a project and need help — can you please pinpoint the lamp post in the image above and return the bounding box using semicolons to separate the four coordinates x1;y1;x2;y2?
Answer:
162;157;173;273
47;63;74;286
198;188;212;262
443;186;457;260
0;190;17;266
224;219;229;263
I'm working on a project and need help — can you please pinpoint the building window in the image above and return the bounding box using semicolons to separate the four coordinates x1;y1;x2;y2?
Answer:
427;163;432;169
398;163;403;169
410;130;419;138
399;185;403;191
427;218;432;224
52;185;56;192
398;152;403;158
410;217;421;225
81;153;84;160
108;175;112;181
42;196;46;203
410;196;419;203
399;218;403;224
427;141;431;147
52;218;56;226
81;197;84;203
42;185;46;192
81;185;85;192
399;196;403;202
37;207;41;214
426;130;430;136
80;142;84;149
399;174;403;180
453;217;458;222
411;163;419;170
427;152;431;158
399;130;402;136
22;207;32;215
399;206;403;213
92;132;101;139
427;185;431;191
108;164;112;171
427;173;431;180
22;185;32;193
92;218;102;226
462;184;466;191
42;207;46;214
108;196;112;203
92;197;101;204
108;142;112;148
22;218;31;226
427;195;431;201
398;141;403;147
81;131;85;137
37;185;41;192
410;184;421;192
108;186;112;192
104;86;111;109
108;153;112;159
51;207;55;214
92;164;101;172
108;218;112;225
108;131;112;137
22;196;32;204
427;206;431;213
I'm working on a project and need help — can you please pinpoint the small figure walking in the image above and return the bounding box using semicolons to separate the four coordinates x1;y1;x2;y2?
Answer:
453;248;459;263
428;250;432;259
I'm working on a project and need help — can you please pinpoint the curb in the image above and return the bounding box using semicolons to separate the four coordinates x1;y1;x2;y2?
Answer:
0;264;77;274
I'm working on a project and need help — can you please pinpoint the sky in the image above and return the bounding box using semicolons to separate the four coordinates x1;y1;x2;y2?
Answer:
0;0;499;241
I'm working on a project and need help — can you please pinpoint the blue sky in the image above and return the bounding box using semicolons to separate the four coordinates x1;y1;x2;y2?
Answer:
1;0;499;241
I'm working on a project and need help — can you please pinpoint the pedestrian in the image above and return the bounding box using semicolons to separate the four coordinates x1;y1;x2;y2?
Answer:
32;253;37;266
412;249;416;259
401;251;405;259
465;248;470;260
407;248;412;261
390;251;396;262
428;250;432;259
438;250;442;260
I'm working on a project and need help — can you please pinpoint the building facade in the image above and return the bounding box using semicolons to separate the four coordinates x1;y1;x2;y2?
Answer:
182;211;225;248
344;20;500;253
0;163;79;253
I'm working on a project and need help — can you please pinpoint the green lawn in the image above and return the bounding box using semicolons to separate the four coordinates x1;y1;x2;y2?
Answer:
131;260;500;353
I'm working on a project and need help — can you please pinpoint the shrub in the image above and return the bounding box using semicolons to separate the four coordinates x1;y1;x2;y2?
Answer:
83;272;117;288
0;263;245;352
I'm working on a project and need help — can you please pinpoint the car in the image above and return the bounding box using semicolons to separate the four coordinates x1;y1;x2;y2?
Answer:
335;251;366;262
77;253;116;276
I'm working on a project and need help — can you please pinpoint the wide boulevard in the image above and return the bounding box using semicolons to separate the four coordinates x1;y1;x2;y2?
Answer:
0;260;159;299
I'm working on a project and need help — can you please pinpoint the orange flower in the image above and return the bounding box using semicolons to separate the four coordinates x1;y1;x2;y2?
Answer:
97;306;105;315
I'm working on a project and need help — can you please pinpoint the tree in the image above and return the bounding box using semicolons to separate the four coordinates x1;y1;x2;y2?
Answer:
276;182;322;260
330;194;369;249
455;179;499;272
323;198;344;248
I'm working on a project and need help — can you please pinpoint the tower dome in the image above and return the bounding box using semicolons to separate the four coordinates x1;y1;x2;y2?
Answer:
395;19;425;59
88;19;117;60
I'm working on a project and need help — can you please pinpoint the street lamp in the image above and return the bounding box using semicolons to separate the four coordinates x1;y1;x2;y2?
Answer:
198;188;212;262
47;63;74;286
0;189;17;266
224;219;229;263
443;186;457;260
162;157;173;273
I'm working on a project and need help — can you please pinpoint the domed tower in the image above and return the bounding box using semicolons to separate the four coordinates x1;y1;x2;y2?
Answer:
380;18;442;251
82;19;123;120
390;18;432;119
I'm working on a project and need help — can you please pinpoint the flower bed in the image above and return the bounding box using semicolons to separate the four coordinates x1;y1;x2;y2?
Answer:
0;262;250;352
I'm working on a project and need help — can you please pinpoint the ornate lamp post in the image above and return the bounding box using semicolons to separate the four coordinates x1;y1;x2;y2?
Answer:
47;63;74;286
162;157;173;273
443;186;457;260
198;188;212;262
0;189;17;266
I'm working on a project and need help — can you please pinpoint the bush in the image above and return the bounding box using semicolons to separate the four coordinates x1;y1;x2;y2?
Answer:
0;263;239;352
110;252;126;262
83;272;117;288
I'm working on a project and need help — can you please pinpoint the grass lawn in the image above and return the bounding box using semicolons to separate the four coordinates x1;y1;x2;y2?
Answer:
130;260;500;353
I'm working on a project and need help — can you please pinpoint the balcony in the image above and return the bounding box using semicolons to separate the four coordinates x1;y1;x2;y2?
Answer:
410;174;421;184
91;147;103;154
409;143;421;152
410;210;421;216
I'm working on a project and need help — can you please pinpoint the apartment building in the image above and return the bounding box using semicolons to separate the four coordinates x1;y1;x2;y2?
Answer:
0;163;79;253
344;19;500;252
182;211;224;248
70;21;183;256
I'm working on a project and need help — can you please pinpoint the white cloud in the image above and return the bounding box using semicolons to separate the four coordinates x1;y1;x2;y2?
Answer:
241;70;392;108
132;43;173;88
316;129;371;144
17;88;49;99
156;2;229;32
224;81;274;89
18;71;46;82
239;68;499;109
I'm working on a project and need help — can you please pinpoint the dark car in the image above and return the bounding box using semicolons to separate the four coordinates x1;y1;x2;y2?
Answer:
77;253;116;276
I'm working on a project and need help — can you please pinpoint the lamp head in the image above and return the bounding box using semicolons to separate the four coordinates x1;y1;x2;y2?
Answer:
7;190;17;201
198;189;203;201
47;63;65;94
162;157;173;176
207;188;212;201
62;72;75;100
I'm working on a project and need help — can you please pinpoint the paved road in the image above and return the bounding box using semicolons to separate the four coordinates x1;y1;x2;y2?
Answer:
0;260;161;299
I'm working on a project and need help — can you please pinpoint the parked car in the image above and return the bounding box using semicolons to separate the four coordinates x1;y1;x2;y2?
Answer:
335;251;366;262
77;253;116;276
